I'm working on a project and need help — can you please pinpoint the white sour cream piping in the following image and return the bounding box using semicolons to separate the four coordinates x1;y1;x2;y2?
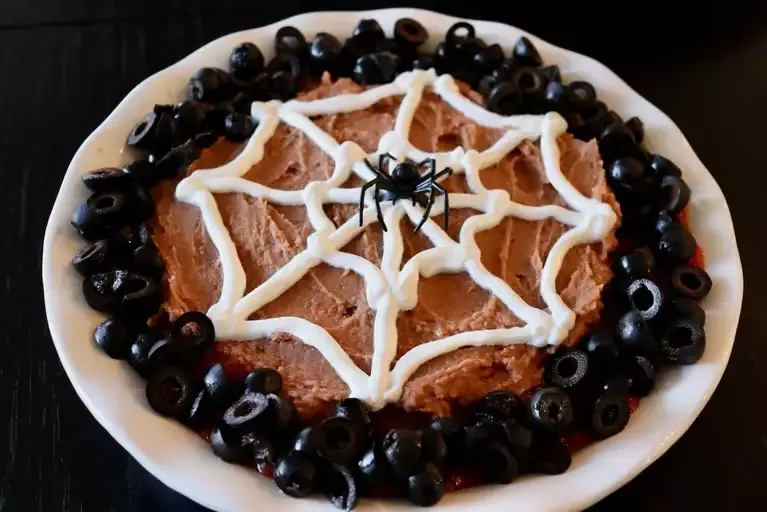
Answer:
175;69;617;409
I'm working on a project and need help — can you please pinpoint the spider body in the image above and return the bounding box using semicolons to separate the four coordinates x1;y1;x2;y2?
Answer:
359;154;453;232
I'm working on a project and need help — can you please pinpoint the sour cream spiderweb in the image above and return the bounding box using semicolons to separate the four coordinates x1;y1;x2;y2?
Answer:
174;69;617;410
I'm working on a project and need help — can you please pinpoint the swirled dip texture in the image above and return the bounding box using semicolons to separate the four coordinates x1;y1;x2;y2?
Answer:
151;75;620;419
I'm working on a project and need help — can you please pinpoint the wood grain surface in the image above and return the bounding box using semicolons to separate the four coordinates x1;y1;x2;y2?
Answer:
3;1;766;510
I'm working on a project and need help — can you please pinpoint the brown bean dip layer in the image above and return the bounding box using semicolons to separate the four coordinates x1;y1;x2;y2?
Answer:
151;74;620;420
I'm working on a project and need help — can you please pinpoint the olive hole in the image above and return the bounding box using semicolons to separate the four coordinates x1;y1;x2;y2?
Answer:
124;277;148;294
518;72;536;91
580;104;600;120
327;426;351;451
601;403;619;426
181;321;200;338
404;23;418;35
631;286;654;312
453;26;470;38
234;402;254;418
557;357;578;378
680;272;701;291
95;196;116;210
547;403;561;419
669;326;693;348
159;377;183;404
343;305;357;317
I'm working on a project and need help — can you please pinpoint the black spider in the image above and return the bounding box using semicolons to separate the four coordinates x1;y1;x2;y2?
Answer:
358;154;453;233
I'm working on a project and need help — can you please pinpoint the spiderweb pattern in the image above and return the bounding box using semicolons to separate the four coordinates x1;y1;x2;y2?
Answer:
175;69;617;409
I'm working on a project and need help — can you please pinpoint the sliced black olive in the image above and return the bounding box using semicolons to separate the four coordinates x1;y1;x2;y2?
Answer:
649;153;683;179
223;111;256;142
626;278;665;322
528;435;571;475
72;239;122;277
512;36;542;67
170;311;215;355
309;33;343;74
173;100;206;138
486;82;522;115
352;51;400;85
145;366;197;418
131;241;164;278
473;43;505;73
274;452;316;498
127;330;155;377
315;416;363;466
499;418;533;459
211;421;245;463
245;368;282;394
656;226;697;266
626;116;644;143
568;80;597;106
203;363;239;408
270;70;296;102
82;168;133;193
445;21;476;48
407;463;445;507
382;429;422;478
222;391;270;435
240;432;275;465
419;427;447;467
275;26;307;56
544;349;590;389
394;18;428;48
617;309;658;354
319;463;359;511
621;353;657;396
480;442;520;484
671;265;712;300
358;443;389;485
615;247;655;279
539;64;562;84
266;52;303;79
591;392;630;439
334;397;372;430
229;42;265;80
186;388;213;427
186;67;233;103
658;175;692;215
528;387;573;432
119;272;162;320
93;317;133;359
660;318;706;365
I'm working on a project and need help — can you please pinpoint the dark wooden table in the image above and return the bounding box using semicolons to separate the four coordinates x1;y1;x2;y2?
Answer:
4;1;766;510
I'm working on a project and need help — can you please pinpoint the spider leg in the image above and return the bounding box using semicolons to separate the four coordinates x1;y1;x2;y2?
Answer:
379;153;398;174
365;158;398;190
374;180;388;232
413;158;437;191
432;167;453;181
431;182;450;231
417;158;436;173
359;178;379;226
414;167;453;193
414;185;436;233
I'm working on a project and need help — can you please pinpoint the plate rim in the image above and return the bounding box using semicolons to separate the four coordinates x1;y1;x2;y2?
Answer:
42;7;744;512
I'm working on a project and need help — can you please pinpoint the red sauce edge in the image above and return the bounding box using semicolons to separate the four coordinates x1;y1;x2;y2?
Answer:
191;205;706;485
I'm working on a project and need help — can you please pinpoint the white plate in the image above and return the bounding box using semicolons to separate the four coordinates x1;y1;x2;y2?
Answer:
42;8;743;512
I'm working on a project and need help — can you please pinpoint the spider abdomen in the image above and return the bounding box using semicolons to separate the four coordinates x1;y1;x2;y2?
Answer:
391;162;421;186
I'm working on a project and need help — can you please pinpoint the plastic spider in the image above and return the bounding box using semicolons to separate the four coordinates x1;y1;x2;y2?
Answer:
358;154;453;233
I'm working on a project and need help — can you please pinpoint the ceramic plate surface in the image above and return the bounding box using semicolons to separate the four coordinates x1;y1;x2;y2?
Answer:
42;8;743;511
